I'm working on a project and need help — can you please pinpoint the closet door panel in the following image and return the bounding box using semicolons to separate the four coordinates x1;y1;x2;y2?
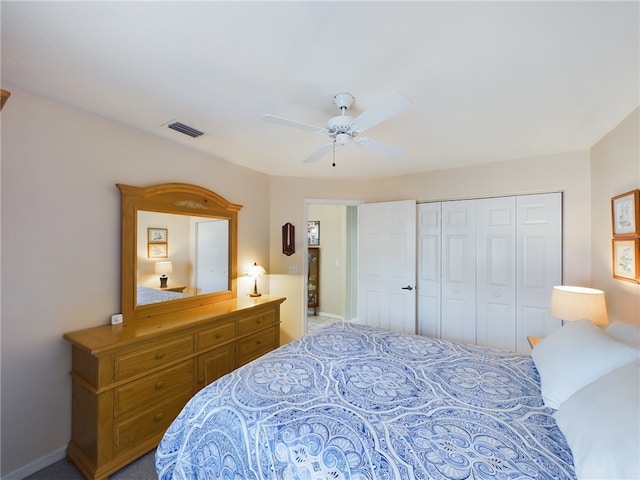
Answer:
415;193;562;353
441;201;476;344
476;197;516;350
516;193;562;352
417;203;441;338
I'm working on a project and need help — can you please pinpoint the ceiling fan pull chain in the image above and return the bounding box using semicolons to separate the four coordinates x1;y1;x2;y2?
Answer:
332;140;336;167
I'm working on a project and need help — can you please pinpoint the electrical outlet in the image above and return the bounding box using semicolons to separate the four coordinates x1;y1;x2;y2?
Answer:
289;266;298;274
111;313;123;325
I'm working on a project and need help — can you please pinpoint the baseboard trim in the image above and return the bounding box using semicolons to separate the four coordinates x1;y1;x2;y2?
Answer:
316;312;344;321
1;446;67;480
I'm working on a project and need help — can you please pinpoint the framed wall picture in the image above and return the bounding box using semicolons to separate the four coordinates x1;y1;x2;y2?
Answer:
148;227;168;243
611;190;640;236
148;243;168;259
612;238;639;283
307;221;320;246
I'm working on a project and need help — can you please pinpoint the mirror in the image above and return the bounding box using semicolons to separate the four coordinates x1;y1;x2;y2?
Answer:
118;183;242;321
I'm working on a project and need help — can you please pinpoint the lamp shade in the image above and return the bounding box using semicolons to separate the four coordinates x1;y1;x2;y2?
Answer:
549;286;608;325
246;262;266;278
155;261;173;275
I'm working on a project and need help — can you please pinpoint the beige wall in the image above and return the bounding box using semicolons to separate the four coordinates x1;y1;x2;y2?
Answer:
591;107;640;324
270;150;594;341
1;88;638;477
0;89;272;476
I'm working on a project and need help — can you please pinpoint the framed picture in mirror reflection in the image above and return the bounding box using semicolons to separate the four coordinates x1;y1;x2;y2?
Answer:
148;228;168;243
148;243;168;258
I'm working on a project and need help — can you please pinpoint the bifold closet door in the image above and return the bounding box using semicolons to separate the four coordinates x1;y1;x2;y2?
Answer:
440;200;477;344
417;192;562;353
476;196;517;350
417;202;442;338
515;193;562;351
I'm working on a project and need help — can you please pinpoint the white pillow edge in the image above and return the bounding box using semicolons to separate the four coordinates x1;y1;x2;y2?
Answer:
531;320;639;409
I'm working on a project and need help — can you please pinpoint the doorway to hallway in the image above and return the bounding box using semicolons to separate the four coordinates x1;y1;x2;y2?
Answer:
304;201;359;334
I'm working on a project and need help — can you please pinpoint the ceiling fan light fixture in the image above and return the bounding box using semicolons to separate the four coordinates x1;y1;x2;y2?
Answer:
335;133;350;146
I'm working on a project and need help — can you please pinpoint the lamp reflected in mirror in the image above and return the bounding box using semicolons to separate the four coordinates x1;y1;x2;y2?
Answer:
155;261;173;288
246;262;266;297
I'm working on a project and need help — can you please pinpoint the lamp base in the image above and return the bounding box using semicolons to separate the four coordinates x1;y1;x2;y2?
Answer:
249;292;262;297
160;276;168;288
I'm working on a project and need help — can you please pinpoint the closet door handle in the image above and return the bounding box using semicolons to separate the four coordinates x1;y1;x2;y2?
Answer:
401;285;414;291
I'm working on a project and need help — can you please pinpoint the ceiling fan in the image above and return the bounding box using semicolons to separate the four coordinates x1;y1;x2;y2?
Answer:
261;91;412;164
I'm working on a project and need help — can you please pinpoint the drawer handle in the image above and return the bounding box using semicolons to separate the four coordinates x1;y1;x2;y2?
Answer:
155;352;166;360
215;332;222;339
256;319;262;324
154;412;164;421
155;381;165;390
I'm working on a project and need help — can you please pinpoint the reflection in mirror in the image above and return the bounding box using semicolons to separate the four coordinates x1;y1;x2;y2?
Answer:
136;211;229;306
118;183;242;322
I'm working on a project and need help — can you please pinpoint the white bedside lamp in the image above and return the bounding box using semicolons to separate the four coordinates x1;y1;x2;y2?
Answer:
246;262;266;297
549;286;608;326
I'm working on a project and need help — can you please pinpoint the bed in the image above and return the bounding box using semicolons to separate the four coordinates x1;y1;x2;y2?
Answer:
157;320;639;479
137;284;188;305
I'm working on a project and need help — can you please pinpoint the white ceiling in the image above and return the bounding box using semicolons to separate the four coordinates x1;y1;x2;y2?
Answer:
2;1;638;179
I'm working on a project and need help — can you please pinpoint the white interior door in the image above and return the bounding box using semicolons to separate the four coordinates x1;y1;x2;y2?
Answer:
196;219;229;294
358;200;417;333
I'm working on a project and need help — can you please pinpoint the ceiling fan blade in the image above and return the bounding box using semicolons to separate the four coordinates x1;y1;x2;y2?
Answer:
355;137;406;158
261;113;327;134
352;91;412;132
303;143;334;163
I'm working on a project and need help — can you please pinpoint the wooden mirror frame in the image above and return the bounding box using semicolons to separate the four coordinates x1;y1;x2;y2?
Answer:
118;183;242;321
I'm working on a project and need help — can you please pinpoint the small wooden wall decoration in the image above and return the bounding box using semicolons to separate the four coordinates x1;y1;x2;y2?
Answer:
282;223;295;256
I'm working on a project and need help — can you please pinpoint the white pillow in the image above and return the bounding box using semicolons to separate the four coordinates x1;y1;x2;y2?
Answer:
531;320;639;409
606;322;640;349
555;361;640;480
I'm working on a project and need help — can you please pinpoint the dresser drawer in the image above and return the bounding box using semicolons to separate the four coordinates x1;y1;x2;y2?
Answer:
113;393;190;455
114;336;193;381
237;310;277;336
238;326;277;365
196;321;235;351
114;360;193;419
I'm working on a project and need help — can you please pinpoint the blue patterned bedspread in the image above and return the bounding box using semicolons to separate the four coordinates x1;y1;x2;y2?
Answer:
156;323;575;480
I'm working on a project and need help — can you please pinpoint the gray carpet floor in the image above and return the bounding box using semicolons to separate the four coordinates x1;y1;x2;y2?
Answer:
24;450;157;480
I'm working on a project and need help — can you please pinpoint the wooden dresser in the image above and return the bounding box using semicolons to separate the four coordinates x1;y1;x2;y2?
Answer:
64;295;285;480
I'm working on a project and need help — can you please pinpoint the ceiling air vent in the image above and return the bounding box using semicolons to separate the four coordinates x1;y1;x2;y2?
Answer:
168;121;204;138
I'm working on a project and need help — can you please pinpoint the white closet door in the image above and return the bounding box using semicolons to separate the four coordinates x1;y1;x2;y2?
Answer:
476;197;517;350
358;200;417;334
516;192;562;352
441;200;476;344
417;203;441;337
